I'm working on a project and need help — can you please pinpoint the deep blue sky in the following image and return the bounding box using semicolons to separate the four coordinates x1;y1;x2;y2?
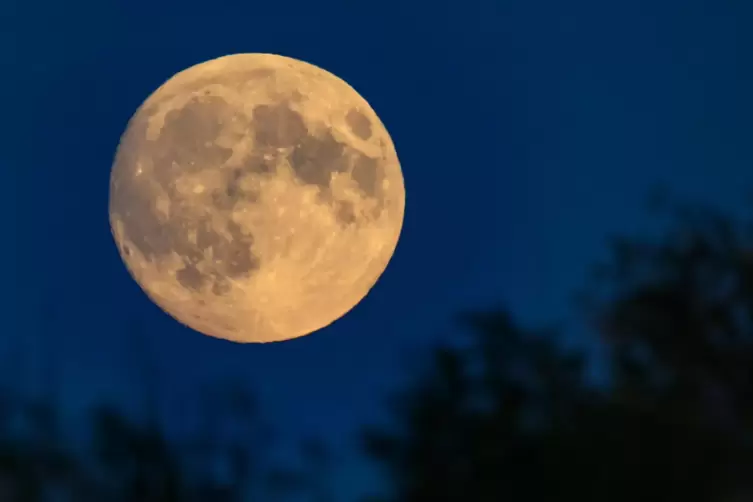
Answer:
6;0;752;499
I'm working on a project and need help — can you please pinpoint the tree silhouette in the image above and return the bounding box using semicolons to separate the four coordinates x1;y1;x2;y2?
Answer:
7;195;753;501
364;196;753;502
587;201;753;437
0;343;329;502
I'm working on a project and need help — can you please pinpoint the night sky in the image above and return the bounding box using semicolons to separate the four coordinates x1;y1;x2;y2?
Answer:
6;0;753;499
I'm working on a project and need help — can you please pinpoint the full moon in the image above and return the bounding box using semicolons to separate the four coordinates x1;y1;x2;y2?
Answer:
109;53;405;343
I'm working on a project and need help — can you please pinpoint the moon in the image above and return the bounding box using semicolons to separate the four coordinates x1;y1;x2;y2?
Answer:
109;53;405;343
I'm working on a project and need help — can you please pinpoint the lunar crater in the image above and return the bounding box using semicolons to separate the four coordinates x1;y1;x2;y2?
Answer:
345;108;372;140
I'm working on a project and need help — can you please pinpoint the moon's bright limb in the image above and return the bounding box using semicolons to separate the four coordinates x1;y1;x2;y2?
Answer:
109;53;405;343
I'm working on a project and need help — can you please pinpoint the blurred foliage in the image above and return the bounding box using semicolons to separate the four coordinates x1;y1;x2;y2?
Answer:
363;196;753;502
6;194;753;501
0;380;326;502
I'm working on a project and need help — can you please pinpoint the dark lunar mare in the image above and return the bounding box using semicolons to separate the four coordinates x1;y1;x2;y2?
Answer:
217;100;386;224
111;96;260;295
250;102;387;219
111;96;387;295
345;108;372;140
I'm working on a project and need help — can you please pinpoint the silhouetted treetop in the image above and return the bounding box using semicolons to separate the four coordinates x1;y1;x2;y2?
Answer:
587;200;753;435
365;197;753;502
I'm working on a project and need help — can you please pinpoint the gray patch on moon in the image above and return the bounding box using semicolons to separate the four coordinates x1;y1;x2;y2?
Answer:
334;200;356;225
212;279;232;296
289;129;350;188
209;153;277;212
175;264;206;290
345;109;372;140
151;96;235;184
111;96;261;296
111;132;177;260
169;216;259;295
280;112;386;224
252;102;308;148
222;221;260;275
113;94;388;297
351;155;379;197
211;167;253;211
243;102;386;222
241;153;276;175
